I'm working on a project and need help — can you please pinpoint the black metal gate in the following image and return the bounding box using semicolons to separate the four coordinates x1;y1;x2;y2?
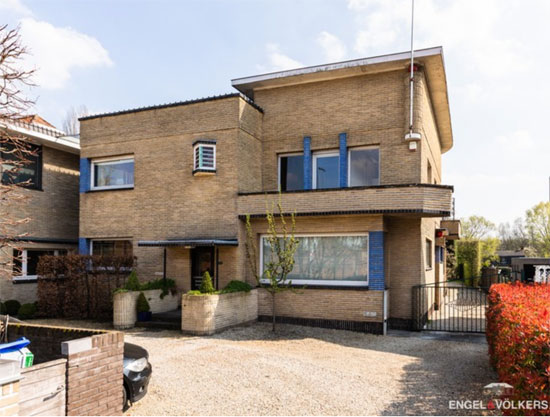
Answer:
412;281;489;333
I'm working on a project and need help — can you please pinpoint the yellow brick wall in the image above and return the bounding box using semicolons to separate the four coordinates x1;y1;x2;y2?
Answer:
253;70;424;190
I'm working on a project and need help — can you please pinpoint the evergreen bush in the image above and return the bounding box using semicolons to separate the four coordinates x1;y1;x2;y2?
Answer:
136;292;150;313
199;271;215;294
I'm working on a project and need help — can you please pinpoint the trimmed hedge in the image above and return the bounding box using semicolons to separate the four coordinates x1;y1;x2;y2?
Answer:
486;283;550;415
17;303;37;319
4;300;21;316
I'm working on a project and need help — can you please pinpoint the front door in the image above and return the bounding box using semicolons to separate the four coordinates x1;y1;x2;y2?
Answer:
191;246;215;290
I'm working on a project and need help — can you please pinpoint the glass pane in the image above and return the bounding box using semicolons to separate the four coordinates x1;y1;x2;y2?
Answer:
349;148;379;187
94;159;134;187
26;250;55;276
262;236;368;283
92;240;132;257
315;155;339;189
280;155;304;191
1;143;40;188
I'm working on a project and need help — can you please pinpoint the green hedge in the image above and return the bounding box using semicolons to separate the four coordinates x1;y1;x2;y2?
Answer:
455;240;481;285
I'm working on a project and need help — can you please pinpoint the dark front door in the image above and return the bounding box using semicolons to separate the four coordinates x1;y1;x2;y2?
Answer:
191;246;215;290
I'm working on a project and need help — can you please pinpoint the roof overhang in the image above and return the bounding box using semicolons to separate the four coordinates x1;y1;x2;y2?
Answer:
138;238;238;247
0;120;80;154
232;46;453;153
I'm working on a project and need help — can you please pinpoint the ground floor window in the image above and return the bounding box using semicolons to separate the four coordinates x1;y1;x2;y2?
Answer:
261;234;369;286
13;248;67;280
425;238;433;269
91;240;133;257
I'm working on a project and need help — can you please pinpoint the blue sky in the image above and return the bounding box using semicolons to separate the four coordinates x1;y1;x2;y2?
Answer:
2;0;550;226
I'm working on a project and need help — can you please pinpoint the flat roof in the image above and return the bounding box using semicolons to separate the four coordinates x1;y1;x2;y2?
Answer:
80;93;263;122
232;46;453;153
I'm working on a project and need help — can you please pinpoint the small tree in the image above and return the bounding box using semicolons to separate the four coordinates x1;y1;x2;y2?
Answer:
245;196;299;331
461;215;495;240
525;202;550;257
199;271;215;294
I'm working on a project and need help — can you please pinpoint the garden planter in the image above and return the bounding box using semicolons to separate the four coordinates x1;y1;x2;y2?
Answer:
113;289;179;329
137;311;152;322
181;289;258;335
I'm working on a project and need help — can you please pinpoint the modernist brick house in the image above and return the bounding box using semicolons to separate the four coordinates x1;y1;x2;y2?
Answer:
0;116;80;303
79;47;455;333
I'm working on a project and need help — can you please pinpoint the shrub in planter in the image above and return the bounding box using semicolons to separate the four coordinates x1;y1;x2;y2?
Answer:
221;280;253;294
125;271;141;291
17;303;37;320
0;302;6;315
4;300;21;316
199;271;215;294
486;283;550;414
136;292;152;322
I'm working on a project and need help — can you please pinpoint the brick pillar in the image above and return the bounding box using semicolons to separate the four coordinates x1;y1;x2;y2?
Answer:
369;231;385;290
63;332;124;416
0;360;20;417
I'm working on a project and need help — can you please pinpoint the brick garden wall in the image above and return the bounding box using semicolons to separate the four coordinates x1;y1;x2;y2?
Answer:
7;324;124;416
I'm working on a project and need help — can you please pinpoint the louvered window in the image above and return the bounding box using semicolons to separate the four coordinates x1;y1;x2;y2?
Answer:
193;141;216;174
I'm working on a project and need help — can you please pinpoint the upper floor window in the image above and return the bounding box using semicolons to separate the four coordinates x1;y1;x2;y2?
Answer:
1;142;42;190
193;141;216;174
91;156;134;190
313;151;339;189
278;153;304;191
348;147;379;187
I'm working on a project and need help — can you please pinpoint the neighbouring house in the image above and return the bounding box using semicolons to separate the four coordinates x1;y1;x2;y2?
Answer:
0;116;80;304
497;249;525;267
511;257;550;283
79;46;457;333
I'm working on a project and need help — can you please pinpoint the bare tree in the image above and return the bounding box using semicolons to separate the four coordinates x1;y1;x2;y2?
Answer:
0;24;36;280
62;105;88;136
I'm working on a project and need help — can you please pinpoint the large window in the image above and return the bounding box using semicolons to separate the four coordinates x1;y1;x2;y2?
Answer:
13;249;67;280
1;142;42;190
91;156;134;190
278;154;304;191
313;151;339;189
348;147;379;187
261;234;369;286
91;240;133;257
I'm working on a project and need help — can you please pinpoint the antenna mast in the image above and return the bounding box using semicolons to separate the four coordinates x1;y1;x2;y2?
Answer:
409;0;415;136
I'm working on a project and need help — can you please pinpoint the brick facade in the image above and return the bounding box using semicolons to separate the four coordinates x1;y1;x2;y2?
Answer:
79;50;454;332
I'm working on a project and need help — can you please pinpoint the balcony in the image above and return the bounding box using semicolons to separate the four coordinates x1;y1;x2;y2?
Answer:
238;184;453;218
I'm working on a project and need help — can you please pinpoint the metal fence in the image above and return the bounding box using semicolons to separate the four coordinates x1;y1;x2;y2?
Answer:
412;280;489;333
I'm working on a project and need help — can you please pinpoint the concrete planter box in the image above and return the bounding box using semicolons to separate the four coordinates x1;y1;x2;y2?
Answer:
181;290;258;335
113;289;178;329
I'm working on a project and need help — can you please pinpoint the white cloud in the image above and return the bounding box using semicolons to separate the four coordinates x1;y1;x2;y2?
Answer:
260;43;303;72
317;31;347;62
0;0;32;16
18;18;113;89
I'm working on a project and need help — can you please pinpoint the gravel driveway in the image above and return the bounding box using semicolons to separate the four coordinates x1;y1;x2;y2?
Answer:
28;320;496;415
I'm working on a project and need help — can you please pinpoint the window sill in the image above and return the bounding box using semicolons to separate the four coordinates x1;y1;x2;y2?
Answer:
13;277;38;284
257;284;370;291
426;268;433;271
86;186;134;193
193;169;216;176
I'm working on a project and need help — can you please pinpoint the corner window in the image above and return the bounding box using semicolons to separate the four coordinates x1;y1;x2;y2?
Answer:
193;141;216;174
278;153;304;191
13;248;67;281
91;156;134;190
261;234;369;287
1;142;42;190
91;240;133;257
313;151;339;189
348;147;379;187
425;238;433;269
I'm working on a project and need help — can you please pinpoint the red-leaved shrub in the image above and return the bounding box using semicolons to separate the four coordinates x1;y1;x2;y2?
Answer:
486;283;550;415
